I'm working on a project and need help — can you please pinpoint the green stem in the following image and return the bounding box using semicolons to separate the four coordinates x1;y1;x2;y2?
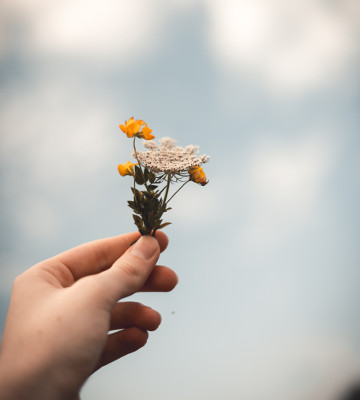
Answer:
158;185;167;196
166;179;190;204
152;174;171;237
132;137;149;190
162;174;171;207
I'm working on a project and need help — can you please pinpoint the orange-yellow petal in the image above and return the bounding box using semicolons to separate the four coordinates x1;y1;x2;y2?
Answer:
118;161;137;176
119;117;155;140
189;166;208;186
141;123;155;140
119;117;143;138
119;117;134;133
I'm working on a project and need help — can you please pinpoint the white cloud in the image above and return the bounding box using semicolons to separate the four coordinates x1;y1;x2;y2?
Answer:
0;80;120;192
0;0;166;63
2;0;359;85
12;195;62;241
0;79;126;241
205;0;360;96
249;134;333;213
0;0;202;62
232;132;335;262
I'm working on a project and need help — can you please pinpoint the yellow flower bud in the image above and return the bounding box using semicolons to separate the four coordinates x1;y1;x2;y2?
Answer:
188;166;208;186
118;161;137;176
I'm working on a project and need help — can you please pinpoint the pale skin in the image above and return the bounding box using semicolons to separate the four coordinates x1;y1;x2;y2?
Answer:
0;231;177;400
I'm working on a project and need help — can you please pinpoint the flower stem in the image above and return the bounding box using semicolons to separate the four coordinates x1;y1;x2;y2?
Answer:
132;137;149;190
166;179;190;204
162;174;171;206
152;174;171;237
157;185;168;196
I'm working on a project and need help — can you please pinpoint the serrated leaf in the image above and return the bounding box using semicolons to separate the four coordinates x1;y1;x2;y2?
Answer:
133;214;143;229
127;201;140;213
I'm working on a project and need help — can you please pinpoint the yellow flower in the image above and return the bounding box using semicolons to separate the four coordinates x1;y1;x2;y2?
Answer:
189;166;208;186
140;123;155;140
119;117;144;138
118;161;137;176
119;117;154;140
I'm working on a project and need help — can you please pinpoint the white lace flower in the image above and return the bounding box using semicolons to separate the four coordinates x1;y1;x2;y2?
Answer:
133;137;210;174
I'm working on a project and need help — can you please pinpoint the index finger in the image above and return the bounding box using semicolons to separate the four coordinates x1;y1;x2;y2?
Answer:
45;231;169;283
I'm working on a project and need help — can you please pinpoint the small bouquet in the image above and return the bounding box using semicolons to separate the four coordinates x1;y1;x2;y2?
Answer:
117;117;210;236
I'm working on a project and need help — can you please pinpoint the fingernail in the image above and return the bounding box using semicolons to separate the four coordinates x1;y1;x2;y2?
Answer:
131;236;158;260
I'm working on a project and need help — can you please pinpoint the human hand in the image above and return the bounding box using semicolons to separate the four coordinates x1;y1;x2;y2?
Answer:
0;231;177;400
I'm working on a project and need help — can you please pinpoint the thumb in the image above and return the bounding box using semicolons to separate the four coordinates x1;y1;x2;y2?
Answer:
81;236;160;309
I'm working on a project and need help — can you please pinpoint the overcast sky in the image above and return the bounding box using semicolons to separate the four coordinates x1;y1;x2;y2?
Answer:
1;1;360;399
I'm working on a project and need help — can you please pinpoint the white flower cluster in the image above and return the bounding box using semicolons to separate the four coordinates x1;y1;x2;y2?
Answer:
133;137;209;174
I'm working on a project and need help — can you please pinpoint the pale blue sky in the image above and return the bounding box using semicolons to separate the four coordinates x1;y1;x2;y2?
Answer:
1;1;360;399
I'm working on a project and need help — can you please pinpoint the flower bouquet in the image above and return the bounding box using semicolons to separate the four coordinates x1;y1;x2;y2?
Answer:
117;117;209;236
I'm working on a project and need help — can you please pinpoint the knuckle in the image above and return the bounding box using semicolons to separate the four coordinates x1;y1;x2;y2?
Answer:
117;258;142;280
12;271;29;289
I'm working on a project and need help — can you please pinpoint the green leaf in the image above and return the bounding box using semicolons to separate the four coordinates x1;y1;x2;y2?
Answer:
148;171;156;183
133;214;144;230
145;169;156;183
127;200;141;213
158;222;172;229
147;210;155;225
149;199;159;211
131;188;142;204
135;166;146;185
143;191;155;200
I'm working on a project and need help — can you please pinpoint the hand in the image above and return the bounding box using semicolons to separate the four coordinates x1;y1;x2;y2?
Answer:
0;231;177;400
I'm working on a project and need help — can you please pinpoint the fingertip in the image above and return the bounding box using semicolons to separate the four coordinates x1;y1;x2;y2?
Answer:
157;312;162;327
147;308;162;331
134;328;149;347
125;327;149;350
163;267;179;291
154;231;169;252
163;269;178;292
171;272;179;290
130;235;160;260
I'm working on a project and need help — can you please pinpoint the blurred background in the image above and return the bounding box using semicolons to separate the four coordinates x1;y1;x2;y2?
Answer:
0;0;359;399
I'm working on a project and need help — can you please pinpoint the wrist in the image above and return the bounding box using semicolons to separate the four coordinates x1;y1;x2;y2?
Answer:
0;354;79;400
